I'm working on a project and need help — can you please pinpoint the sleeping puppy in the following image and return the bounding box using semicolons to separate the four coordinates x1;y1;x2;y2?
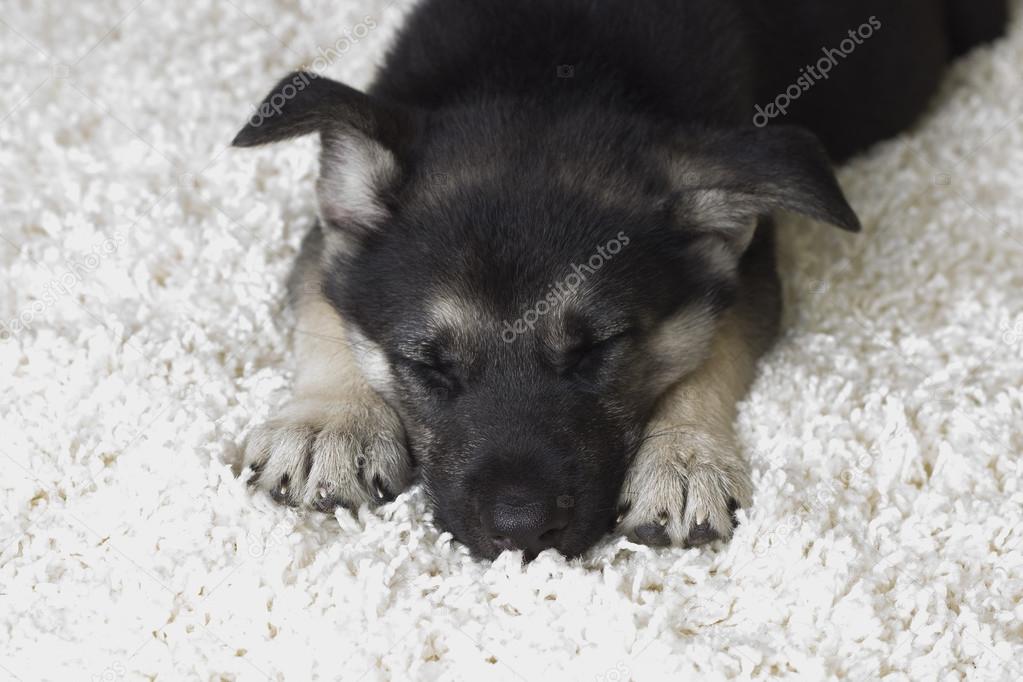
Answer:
233;0;1007;559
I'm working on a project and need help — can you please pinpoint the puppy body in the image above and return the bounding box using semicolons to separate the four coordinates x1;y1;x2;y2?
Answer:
237;0;1007;557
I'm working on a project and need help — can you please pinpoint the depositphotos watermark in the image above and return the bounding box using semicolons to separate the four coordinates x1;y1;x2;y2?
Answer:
1;232;126;341
753;15;882;127
1000;315;1023;348
246;15;378;130
501;231;630;343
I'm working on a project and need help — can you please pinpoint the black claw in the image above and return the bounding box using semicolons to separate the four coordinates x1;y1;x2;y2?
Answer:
615;502;631;520
612;502;631;530
685;521;720;548
632;522;671;547
246;461;265;487
269;475;297;507
727;498;741;529
313;492;352;514
371;475;396;504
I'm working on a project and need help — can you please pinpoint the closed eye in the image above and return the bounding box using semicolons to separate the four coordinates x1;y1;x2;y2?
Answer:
406;357;448;379
558;329;632;375
398;356;458;396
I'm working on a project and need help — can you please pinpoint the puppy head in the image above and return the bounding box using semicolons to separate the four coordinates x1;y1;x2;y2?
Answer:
234;72;858;559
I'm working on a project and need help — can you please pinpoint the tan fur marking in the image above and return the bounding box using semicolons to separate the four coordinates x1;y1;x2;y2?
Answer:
643;304;718;395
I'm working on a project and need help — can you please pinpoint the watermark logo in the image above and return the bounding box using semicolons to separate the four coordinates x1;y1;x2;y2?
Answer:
246;16;378;130
1;232;126;341
595;662;629;682
753;16;882;127
90;661;126;682
244;524;288;559
1000;316;1023;346
501;231;630;343
308;16;377;73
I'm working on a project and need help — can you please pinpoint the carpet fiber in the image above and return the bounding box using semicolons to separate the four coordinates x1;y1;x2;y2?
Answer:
2;1;1022;679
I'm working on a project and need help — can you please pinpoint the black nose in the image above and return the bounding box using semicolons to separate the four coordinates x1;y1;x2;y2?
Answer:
481;494;574;557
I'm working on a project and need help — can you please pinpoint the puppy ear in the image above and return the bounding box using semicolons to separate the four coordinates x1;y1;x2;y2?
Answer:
232;71;415;237
670;126;860;255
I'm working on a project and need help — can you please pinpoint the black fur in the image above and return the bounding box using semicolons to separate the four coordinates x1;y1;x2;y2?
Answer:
234;0;1007;558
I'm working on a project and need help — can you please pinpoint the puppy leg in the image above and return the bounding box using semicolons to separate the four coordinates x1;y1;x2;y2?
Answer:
243;227;413;510
617;310;763;546
618;227;781;547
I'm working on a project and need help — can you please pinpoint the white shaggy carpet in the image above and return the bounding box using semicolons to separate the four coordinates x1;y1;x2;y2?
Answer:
2;1;1022;679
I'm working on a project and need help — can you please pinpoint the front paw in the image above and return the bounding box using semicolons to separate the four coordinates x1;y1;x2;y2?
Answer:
242;397;413;511
617;429;752;547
